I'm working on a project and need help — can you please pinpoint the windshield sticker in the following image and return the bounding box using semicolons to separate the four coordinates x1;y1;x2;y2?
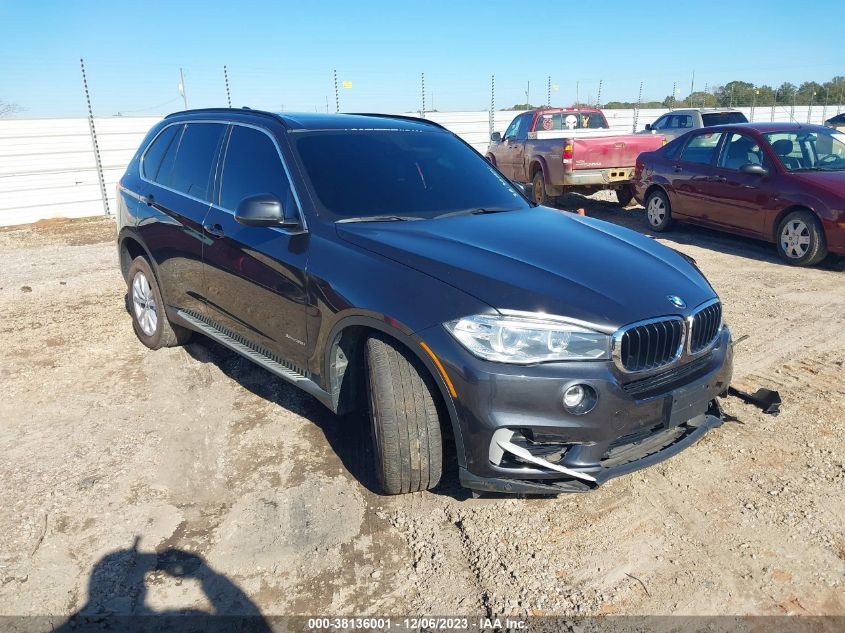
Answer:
564;114;578;129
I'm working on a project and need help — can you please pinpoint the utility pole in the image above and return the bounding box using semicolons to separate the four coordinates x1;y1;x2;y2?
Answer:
576;81;579;107
179;67;188;110
525;80;530;107
223;65;232;108
689;70;695;103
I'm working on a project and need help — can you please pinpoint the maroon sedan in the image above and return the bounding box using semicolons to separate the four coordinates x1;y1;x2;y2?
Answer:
632;123;845;266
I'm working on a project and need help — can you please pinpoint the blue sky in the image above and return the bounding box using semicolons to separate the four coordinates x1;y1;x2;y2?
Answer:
1;0;842;118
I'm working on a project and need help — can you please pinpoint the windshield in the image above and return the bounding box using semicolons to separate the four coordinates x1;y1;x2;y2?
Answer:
292;129;531;219
764;129;845;172
532;111;608;131
701;112;748;126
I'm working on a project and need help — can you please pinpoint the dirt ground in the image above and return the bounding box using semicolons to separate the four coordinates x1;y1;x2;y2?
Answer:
1;199;843;624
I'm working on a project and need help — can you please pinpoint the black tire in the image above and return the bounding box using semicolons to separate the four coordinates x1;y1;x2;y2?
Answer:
532;170;550;206
644;189;672;232
615;185;635;208
776;210;828;266
126;256;192;350
365;334;443;495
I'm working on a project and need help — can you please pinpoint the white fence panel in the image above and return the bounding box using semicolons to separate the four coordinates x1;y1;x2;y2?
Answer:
1;106;843;226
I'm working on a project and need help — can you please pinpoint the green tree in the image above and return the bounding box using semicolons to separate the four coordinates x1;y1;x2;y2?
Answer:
0;99;21;118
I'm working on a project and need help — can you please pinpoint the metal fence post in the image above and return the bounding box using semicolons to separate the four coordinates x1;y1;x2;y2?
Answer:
223;65;232;108
421;72;426;118
333;69;339;113
596;79;602;108
489;74;495;139
632;82;643;133
80;58;110;217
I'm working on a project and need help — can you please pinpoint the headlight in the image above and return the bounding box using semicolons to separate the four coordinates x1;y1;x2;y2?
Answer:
443;314;610;364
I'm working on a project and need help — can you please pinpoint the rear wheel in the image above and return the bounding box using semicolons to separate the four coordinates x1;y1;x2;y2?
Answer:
645;189;672;232
127;256;192;350
365;334;443;495
615;185;635;208
532;170;550;206
776;210;827;266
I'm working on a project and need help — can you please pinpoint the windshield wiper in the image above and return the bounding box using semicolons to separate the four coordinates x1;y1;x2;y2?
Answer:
434;207;521;219
336;215;423;223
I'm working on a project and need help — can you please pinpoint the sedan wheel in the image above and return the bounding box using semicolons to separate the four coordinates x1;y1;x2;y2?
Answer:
776;210;827;266
645;190;672;232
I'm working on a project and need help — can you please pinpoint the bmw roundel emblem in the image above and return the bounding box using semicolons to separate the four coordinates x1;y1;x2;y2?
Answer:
667;295;686;308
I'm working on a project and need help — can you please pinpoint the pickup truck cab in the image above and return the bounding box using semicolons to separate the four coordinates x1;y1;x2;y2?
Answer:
487;108;665;206
643;108;749;141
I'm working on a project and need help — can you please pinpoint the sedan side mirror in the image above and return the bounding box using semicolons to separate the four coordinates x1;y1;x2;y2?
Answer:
491;132;502;142
645;123;652;131
235;193;298;227
740;163;768;176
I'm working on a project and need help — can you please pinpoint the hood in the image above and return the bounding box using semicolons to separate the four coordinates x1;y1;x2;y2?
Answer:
789;170;845;199
336;208;716;331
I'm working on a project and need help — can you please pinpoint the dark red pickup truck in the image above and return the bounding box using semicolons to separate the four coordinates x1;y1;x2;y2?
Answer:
487;108;665;206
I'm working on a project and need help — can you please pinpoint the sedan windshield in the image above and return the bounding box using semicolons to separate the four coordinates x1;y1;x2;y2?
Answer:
764;128;845;172
292;129;531;220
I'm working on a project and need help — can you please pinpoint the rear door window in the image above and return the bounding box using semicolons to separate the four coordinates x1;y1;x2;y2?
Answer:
169;123;226;201
219;125;295;212
142;124;181;182
680;132;724;165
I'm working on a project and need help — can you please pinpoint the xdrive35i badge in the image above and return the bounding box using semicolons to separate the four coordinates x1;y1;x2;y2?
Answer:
667;295;686;308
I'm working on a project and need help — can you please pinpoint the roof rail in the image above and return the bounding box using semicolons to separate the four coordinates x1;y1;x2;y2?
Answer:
350;112;448;132
164;107;285;126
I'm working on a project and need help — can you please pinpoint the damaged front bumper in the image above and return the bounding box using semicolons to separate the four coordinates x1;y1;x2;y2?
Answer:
461;400;725;494
418;325;733;495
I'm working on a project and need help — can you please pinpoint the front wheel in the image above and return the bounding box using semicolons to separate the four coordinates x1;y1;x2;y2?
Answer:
645;189;672;232
776;210;827;266
365;334;443;495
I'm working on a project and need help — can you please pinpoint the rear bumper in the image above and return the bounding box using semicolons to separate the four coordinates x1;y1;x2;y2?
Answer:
562;167;635;187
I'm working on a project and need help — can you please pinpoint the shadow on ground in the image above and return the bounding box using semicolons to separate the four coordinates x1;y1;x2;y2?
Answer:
183;338;469;501
54;539;271;632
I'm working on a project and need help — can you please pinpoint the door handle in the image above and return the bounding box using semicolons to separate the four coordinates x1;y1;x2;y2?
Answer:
673;165;682;173
203;222;225;238
708;175;727;183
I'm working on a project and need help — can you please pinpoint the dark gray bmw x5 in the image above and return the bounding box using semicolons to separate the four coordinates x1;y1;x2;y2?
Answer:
117;108;733;495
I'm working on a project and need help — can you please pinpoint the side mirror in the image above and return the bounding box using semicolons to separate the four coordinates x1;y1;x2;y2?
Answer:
235;193;297;227
645;123;652;131
491;132;502;142
740;163;768;176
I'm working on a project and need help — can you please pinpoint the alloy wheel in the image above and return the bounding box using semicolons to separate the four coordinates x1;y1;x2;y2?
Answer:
132;271;158;336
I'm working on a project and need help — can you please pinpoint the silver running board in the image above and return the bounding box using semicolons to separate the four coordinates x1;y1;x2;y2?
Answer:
176;310;314;388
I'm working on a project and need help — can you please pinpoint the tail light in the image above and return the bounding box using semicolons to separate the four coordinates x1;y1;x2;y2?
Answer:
562;144;573;164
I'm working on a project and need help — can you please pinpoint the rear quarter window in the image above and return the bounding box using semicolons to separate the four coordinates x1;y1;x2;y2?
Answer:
142;124;181;182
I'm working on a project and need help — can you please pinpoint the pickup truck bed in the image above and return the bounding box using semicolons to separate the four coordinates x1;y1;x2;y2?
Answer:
487;108;665;206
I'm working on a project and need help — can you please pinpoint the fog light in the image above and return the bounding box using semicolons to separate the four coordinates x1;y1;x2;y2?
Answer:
562;384;597;415
563;385;586;408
